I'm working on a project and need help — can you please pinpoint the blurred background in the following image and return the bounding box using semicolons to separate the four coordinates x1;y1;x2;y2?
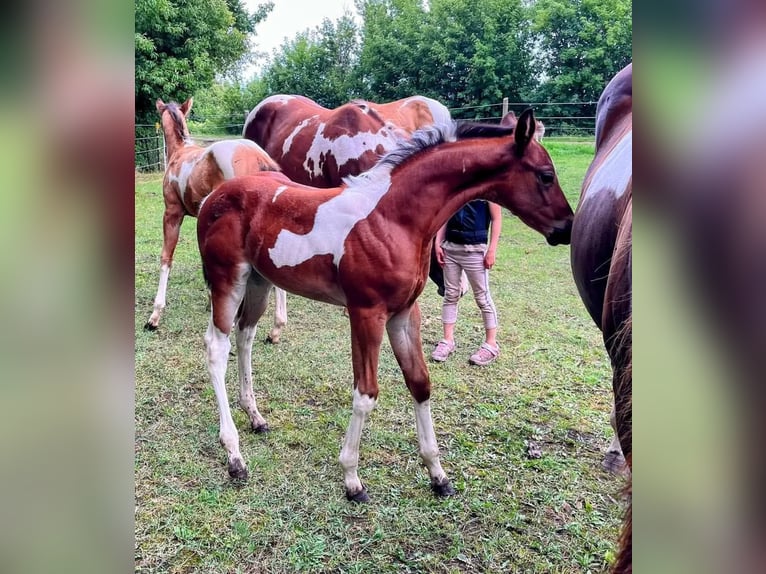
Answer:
2;0;766;572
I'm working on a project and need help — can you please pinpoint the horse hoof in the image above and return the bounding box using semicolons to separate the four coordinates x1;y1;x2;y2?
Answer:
431;479;456;497
602;451;627;475
228;459;248;481
144;322;158;331
252;423;270;433
346;487;370;503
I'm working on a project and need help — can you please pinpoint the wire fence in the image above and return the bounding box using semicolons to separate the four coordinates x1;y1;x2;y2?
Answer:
136;100;596;172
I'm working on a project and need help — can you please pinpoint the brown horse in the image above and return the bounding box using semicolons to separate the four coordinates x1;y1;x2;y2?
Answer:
243;94;454;293
569;63;632;573
241;94;451;187
146;98;288;341
197;110;574;501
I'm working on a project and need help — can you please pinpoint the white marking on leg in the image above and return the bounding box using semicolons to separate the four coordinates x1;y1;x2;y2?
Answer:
235;324;268;429
272;186;288;202
204;321;244;470
583;130;632;203
413;400;448;484
339;389;377;495
269;171;392;268
148;263;171;325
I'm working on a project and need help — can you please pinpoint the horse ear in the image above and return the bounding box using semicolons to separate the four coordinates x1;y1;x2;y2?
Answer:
180;97;193;116
514;108;537;154
155;99;165;112
500;111;516;127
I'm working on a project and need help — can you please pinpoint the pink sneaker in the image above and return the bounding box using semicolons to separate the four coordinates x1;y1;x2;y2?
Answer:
431;340;456;362
469;343;499;366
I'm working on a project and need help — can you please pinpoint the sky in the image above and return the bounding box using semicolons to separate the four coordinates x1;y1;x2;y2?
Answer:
244;0;357;72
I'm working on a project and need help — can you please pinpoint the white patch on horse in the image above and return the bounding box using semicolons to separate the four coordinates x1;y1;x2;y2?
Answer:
272;186;288;202
268;170;393;268
243;94;296;132
168;159;196;203
283;117;315;156
583;130;632;202
208;139;266;180
411;95;452;127
303;123;398;178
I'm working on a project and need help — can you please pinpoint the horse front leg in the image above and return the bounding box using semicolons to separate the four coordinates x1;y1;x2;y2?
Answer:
145;203;184;330
387;303;454;497
339;307;386;502
266;287;287;344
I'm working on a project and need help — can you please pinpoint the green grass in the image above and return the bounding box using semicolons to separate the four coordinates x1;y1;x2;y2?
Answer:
135;140;623;573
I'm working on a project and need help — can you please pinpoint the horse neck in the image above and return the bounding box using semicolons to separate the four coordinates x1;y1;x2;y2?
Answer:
381;140;511;241
161;115;192;161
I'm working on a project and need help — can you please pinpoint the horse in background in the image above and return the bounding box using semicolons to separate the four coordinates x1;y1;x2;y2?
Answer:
242;94;454;294
198;111;574;501
569;63;632;573
500;110;545;141
145;98;288;342
241;95;452;187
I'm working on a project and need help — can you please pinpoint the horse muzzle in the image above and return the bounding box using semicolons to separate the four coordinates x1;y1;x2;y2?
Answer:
546;220;573;246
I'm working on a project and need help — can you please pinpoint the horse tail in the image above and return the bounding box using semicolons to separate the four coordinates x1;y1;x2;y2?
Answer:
612;312;632;574
613;453;632;574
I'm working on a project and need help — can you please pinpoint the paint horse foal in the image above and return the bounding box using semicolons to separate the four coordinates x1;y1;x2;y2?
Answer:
243;94;454;293
145;98;287;341
198;110;574;501
570;63;632;574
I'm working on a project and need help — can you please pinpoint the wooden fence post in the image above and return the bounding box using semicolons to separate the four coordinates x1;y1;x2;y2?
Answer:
502;97;508;118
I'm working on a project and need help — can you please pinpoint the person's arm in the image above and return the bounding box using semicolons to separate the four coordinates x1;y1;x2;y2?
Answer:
434;223;448;266
484;202;502;269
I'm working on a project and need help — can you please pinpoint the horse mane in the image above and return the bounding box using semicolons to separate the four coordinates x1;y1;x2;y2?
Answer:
342;121;516;190
161;101;191;143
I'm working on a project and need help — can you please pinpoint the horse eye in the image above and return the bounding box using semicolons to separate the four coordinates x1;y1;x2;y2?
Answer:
539;172;555;185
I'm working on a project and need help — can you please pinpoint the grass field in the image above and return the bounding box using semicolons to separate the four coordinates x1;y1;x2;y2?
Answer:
135;139;626;573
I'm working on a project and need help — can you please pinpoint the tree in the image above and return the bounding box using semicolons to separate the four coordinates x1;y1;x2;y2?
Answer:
255;13;361;108
354;0;534;119
531;0;632;104
135;0;273;126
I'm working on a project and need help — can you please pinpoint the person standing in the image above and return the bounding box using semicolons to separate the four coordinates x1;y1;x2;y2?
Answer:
431;200;502;366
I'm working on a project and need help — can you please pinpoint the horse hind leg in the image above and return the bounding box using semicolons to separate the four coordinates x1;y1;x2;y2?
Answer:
266;287;287;344
386;304;454;497
603;402;626;474
236;273;272;432
204;263;250;480
145;203;184;330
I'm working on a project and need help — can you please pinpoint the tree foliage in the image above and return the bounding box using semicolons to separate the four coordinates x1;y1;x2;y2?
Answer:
137;0;632;144
134;0;273;125
258;13;361;108
531;0;632;104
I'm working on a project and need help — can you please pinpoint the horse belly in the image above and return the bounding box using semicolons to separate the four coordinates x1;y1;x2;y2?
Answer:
571;198;621;328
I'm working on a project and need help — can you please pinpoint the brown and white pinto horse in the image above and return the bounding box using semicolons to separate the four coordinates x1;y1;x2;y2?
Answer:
570;63;632;573
198;110;574;501
145;98;287;341
500;110;545;141
241;94;451;187
243;94;454;293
